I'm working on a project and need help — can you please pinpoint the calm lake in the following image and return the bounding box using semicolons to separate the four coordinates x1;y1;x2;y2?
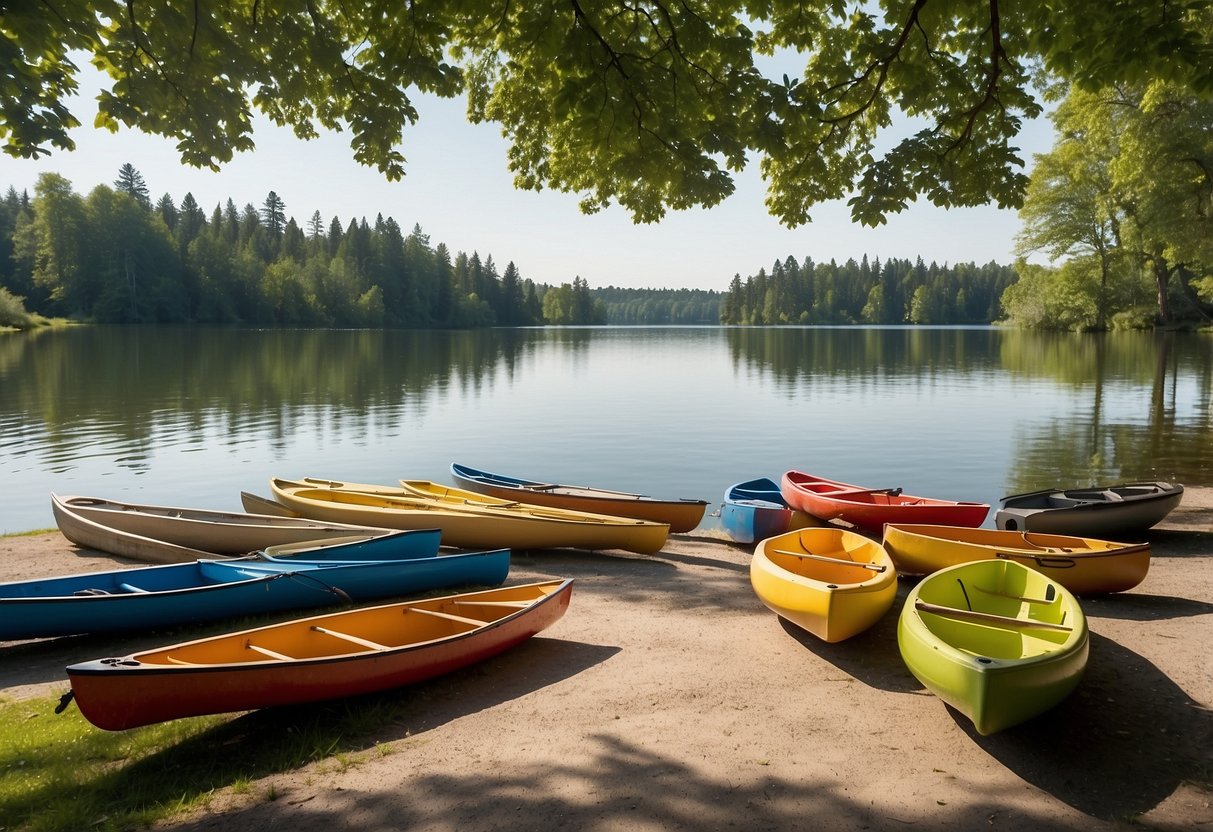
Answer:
2;325;1210;535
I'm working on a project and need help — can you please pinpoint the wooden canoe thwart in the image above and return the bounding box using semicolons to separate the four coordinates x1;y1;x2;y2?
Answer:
750;527;898;643
898;559;1088;735
449;463;709;532
780;470;989;532
881;523;1151;594
64;579;573;731
995;481;1184;538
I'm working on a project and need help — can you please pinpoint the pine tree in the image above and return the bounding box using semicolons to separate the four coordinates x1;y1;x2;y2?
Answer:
114;163;150;208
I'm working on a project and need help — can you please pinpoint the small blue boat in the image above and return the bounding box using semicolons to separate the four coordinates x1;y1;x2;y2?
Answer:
720;477;817;544
0;546;509;640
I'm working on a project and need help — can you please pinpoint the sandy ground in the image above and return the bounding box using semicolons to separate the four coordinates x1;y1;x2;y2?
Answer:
1;493;1211;831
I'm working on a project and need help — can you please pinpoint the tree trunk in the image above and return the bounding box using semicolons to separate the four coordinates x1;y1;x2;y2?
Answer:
1151;255;1172;325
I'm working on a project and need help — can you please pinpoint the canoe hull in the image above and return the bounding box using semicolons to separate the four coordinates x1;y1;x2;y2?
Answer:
750;528;898;642
271;478;669;554
52;494;394;562
1;547;506;640
67;580;572;730
995;482;1184;538
883;524;1150;594
720;478;818;545
449;463;708;532
781;471;988;532
898;560;1088;735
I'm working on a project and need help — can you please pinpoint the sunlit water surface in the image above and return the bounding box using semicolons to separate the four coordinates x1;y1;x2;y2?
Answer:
2;325;1209;534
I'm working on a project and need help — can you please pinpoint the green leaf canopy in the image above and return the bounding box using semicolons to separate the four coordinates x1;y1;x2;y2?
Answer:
3;1;1210;226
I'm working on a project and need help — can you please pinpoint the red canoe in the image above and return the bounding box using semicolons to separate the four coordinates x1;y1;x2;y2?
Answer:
780;471;989;532
64;580;572;731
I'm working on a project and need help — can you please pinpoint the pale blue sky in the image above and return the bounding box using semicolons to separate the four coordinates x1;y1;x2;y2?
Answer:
0;64;1055;291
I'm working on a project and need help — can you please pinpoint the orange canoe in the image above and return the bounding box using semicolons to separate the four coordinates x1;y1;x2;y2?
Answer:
65;580;572;731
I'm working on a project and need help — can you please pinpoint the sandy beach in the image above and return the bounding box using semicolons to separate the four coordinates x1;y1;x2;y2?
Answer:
1;492;1210;831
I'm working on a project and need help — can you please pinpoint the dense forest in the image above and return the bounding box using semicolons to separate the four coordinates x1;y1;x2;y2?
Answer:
594;287;721;325
0;168;610;329
719;256;1017;325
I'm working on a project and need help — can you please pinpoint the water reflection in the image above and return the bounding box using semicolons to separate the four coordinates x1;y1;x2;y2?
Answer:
726;327;1213;490
2;325;1210;533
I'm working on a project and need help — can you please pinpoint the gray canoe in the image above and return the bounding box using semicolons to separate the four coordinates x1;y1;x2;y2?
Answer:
994;481;1184;537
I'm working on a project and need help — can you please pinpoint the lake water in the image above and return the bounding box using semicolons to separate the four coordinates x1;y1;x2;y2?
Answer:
1;325;1210;535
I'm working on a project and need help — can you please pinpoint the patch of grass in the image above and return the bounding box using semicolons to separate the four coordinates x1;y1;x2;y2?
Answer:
1;528;56;538
0;687;421;832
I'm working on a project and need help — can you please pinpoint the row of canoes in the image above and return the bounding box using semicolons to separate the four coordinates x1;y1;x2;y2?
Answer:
721;471;1184;542
38;463;714;731
32;463;1182;735
738;469;1182;736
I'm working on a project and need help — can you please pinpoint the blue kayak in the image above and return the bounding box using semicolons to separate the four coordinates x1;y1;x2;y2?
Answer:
720;477;817;545
0;548;509;640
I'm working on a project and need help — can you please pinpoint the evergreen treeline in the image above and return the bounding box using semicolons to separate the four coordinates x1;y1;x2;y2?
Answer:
720;256;1018;325
592;287;721;325
0;168;607;328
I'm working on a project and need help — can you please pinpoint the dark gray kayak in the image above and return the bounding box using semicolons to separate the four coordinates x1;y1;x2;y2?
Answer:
995;482;1184;537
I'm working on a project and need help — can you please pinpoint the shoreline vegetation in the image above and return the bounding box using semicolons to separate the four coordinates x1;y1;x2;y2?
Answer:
5;168;1212;332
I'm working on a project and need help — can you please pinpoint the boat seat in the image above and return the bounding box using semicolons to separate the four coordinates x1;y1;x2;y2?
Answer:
408;607;488;627
118;583;149;593
73;588;111;596
310;625;391;651
245;642;295;661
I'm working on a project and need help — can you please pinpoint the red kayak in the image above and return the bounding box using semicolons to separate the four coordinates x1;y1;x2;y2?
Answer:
780;470;989;532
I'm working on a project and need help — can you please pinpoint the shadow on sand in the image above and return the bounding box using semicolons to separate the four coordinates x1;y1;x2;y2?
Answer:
953;632;1212;820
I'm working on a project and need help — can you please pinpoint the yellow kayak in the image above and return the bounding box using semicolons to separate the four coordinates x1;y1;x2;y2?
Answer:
750;528;898;642
898;559;1088;735
882;524;1150;594
270;478;669;554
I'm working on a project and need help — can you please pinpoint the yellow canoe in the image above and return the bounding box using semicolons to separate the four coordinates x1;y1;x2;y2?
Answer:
270;478;669;554
882;524;1150;594
750;528;898;642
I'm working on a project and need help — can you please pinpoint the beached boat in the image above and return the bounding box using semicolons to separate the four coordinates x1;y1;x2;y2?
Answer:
720;477;818;545
995;481;1184;537
269;478;669;554
0;542;508;640
51;494;396;563
449;463;709;532
898;559;1088;735
883;524;1150;594
780;470;989;532
240;491;299;517
64;579;572;731
750;527;898;642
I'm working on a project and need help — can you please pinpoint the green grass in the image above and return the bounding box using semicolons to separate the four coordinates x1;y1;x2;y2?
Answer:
2;529;56;538
0;688;417;832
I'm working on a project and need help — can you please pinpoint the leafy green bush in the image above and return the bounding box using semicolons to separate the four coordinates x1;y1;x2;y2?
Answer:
1111;307;1158;331
0;287;31;328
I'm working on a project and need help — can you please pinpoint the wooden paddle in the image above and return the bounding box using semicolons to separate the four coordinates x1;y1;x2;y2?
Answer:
913;600;1073;632
771;548;887;572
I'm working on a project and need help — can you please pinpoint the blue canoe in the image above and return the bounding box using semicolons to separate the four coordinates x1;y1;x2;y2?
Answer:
0;547;509;640
720;477;818;545
258;528;442;561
